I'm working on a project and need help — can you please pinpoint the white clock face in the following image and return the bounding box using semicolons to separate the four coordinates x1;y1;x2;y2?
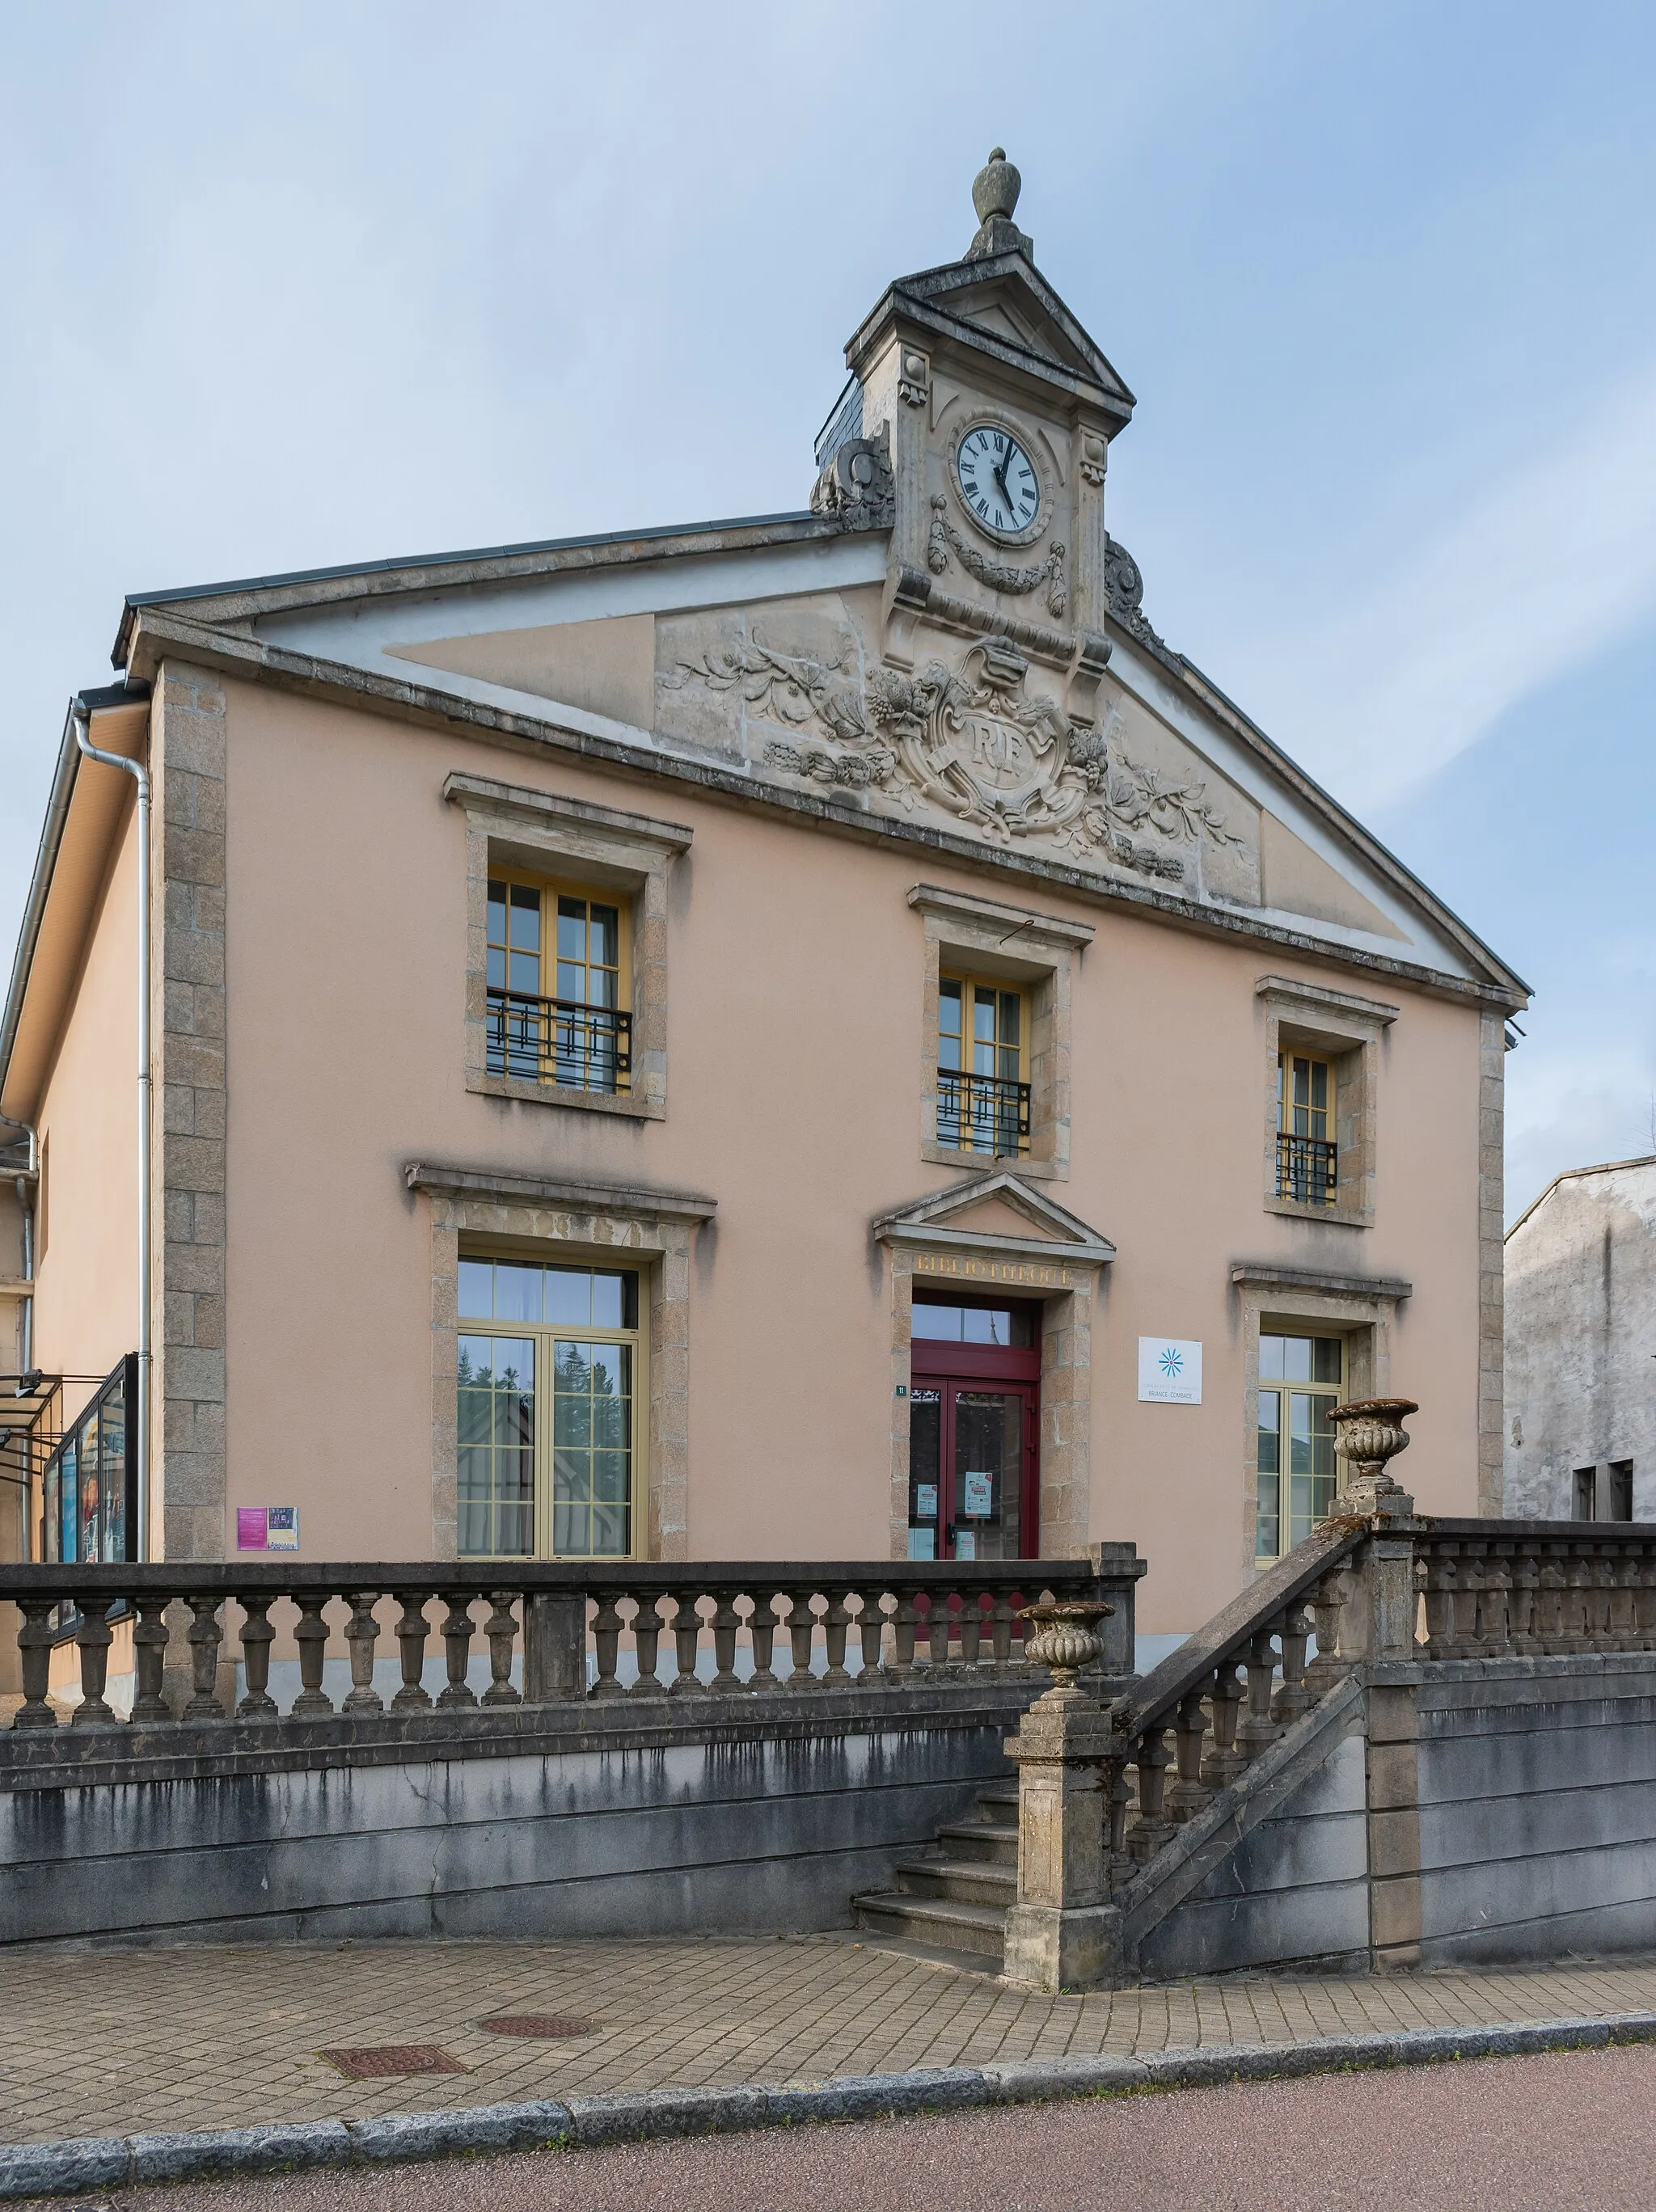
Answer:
956;425;1039;536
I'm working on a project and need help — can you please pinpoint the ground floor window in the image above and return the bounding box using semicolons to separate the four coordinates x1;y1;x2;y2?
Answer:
457;1255;640;1559
1256;1332;1343;1560
909;1298;1039;1561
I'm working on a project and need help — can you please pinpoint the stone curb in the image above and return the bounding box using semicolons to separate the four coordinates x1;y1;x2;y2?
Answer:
3;2013;1655;2197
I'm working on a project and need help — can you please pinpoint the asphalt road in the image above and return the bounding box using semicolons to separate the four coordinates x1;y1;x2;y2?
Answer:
32;2044;1656;2212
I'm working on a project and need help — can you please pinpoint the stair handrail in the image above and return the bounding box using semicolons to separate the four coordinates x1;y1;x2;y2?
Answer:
1114;1521;1365;1741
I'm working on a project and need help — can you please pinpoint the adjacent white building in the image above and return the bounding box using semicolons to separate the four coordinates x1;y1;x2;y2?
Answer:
1506;1156;1656;1521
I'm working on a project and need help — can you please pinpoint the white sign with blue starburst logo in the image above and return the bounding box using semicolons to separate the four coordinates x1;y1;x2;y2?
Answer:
1138;1336;1202;1404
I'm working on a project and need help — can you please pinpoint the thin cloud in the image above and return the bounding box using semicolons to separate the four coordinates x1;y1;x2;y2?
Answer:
1244;363;1656;814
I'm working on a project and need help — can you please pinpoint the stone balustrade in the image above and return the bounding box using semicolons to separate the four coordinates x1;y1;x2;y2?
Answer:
1415;1524;1656;1661
0;1556;1138;1730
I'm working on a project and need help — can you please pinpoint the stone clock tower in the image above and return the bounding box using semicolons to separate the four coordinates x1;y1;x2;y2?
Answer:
804;151;1155;853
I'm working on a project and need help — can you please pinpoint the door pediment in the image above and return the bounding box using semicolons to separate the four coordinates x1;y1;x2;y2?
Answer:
873;1171;1115;1272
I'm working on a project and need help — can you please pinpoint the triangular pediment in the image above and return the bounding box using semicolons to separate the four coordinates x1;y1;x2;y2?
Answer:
873;1173;1116;1269
879;251;1136;422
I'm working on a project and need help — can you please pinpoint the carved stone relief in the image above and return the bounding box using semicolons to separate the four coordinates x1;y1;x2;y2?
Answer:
927;498;1066;620
661;603;1253;892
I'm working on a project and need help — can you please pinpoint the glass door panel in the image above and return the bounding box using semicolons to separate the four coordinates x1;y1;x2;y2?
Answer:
908;1386;943;1560
953;1390;1022;1560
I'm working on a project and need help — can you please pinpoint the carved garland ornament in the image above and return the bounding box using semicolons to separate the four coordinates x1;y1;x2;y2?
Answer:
667;630;1240;870
927;497;1066;620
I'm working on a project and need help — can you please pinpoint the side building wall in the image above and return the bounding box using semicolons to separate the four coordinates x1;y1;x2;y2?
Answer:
1505;1160;1656;1520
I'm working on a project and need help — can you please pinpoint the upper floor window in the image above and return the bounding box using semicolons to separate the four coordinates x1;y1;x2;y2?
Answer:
486;872;631;1095
937;973;1029;1158
1276;1051;1337;1206
1257;1332;1342;1560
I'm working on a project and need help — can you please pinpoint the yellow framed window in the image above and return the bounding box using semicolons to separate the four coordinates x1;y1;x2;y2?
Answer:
938;973;1029;1156
485;871;632;1093
457;1256;644;1559
1257;1332;1343;1560
1276;1051;1336;1205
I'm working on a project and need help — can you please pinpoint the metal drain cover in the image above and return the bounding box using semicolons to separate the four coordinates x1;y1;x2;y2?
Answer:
479;2014;598;2039
319;2044;467;2079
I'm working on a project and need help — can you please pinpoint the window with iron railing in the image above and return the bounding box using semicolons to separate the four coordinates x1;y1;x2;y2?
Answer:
487;872;631;1095
937;973;1029;1158
1276;1052;1336;1205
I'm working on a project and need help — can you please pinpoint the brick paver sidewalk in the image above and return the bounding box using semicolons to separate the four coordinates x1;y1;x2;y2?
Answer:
2;1938;1655;2147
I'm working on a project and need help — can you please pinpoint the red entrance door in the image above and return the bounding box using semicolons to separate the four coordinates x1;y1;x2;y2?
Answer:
909;1299;1040;1561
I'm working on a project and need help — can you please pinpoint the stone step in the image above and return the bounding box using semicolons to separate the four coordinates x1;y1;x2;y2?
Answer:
935;1818;1018;1865
851;1889;1009;1960
977;1787;1019;1816
889;1855;1017;1909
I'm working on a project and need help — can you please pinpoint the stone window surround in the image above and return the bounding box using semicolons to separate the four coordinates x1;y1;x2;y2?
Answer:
1230;1260;1413;1584
1257;975;1398;1231
876;1176;1117;1564
406;1161;716;1563
909;884;1094;1184
443;772;693;1123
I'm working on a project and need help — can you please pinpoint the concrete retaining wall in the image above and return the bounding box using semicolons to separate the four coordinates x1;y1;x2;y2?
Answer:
1414;1658;1656;1967
0;1687;1026;1947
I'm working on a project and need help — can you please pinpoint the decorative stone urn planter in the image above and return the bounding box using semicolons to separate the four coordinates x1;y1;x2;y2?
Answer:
1327;1396;1418;1518
1018;1599;1113;1705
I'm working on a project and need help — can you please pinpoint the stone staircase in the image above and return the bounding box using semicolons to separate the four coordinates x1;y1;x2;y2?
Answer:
851;1785;1019;1960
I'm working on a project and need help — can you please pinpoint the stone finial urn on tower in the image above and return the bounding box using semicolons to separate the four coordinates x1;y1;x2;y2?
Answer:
1327;1396;1419;1521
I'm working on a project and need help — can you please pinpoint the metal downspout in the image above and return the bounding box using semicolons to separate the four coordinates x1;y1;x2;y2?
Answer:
72;703;151;1562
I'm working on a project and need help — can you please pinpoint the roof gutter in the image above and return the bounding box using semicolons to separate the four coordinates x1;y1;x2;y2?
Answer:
0;682;150;1126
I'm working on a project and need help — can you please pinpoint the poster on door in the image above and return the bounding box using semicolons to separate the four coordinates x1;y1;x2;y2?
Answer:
961;1470;994;1518
1138;1337;1202;1404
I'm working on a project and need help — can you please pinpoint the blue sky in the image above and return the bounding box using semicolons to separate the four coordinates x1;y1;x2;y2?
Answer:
2;0;1653;1217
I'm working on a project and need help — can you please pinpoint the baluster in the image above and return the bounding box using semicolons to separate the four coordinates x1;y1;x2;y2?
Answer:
1508;1551;1539;1657
746;1591;781;1691
71;1598;118;1726
482;1591;521;1705
1610;1551;1640;1653
133;1595;174;1723
1590;1547;1617;1653
957;1589;984;1673
11;1597;58;1728
1563;1547;1594;1653
344;1590;386;1713
1451;1547;1481;1658
1238;1624;1281;1761
990;1581;1016;1670
926;1589;952;1674
1201;1659;1247;1791
1480;1549;1513;1658
1126;1727;1175;1860
1422;1547;1456;1659
438;1592;479;1708
1272;1605;1314;1725
1638;1551;1656;1651
853;1590;886;1683
820;1589;851;1687
292;1594;335;1716
392;1592;433;1710
1105;1750;1135;1889
1167;1686;1211;1824
669;1590;704;1695
1539;1546;1569;1653
706;1587;743;1693
184;1594;226;1720
1303;1565;1351;1691
629;1592;665;1697
236;1597;278;1720
589;1591;626;1699
889;1586;920;1679
786;1591;818;1689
